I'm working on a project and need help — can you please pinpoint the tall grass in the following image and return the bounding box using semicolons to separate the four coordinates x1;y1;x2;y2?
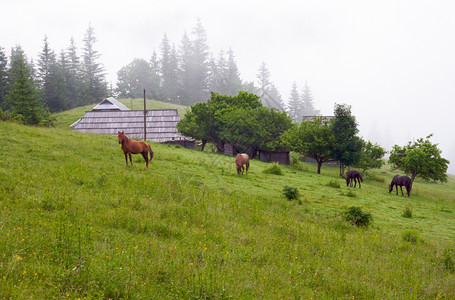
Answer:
0;122;454;298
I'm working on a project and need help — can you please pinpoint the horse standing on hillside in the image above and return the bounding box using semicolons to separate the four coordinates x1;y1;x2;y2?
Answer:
117;131;154;169
389;174;412;197
235;153;250;175
346;169;363;188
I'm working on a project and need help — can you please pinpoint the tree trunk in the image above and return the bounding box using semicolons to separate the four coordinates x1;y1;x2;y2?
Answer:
411;174;417;183
201;139;207;152
317;160;322;174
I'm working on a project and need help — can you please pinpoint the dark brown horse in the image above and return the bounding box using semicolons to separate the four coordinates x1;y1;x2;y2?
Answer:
346;169;363;188
235;153;249;175
389;174;412;197
117;131;154;169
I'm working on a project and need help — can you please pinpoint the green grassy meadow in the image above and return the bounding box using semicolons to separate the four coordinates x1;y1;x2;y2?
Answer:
1;103;455;298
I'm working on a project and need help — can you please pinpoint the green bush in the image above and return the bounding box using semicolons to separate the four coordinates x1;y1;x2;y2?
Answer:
326;180;340;189
344;206;372;227
402;203;413;218
443;248;455;272
263;162;283;175
282;185;299;201
401;229;421;244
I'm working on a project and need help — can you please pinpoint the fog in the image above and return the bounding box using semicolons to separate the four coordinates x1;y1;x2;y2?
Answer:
2;0;455;173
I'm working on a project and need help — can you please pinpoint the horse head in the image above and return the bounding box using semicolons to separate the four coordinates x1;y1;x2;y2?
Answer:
117;131;125;144
388;183;393;193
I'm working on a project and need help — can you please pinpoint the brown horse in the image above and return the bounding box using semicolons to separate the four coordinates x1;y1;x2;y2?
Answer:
235;153;249;175
346;169;363;188
117;131;154;169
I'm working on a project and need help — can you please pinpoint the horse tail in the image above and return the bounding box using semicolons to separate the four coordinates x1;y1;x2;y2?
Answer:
246;160;250;172
148;144;154;162
359;173;363;182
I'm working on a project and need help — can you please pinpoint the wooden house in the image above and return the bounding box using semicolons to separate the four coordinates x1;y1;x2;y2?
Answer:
258;148;290;165
71;98;194;148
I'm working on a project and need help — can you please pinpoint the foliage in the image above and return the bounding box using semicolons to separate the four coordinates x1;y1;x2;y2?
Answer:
443;248;455;273
116;58;160;99
0;46;8;109
326;180;341;189
263;162;283;175
6;48;50;126
402;203;413;218
331;104;362;175
282;185;299;200
344;206;372;227
281;116;335;174
389;134;449;183
401;229;421;244
354;140;386;174
177;91;290;153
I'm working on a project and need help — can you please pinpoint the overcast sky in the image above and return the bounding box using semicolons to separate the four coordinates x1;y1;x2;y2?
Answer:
2;0;455;174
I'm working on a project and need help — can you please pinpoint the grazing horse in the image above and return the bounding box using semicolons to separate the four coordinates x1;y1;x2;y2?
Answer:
117;131;154;169
235;153;250;175
389;174;412;197
346;169;363;188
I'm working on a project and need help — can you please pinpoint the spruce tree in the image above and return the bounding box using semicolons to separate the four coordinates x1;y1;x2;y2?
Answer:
301;82;320;116
287;82;302;122
190;19;210;104
0;46;8;110
81;23;107;104
7;47;49;125
160;34;179;103
226;48;243;96
66;37;83;108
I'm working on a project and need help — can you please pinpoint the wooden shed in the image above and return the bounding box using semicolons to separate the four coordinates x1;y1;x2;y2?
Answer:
258;148;290;165
72;107;194;147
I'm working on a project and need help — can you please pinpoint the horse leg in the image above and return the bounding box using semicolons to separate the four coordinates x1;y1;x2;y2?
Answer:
353;178;357;188
124;153;128;167
395;185;398;195
128;153;133;167
400;186;404;196
358;177;361;189
141;152;149;169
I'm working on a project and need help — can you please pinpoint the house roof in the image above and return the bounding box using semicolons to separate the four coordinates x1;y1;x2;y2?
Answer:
72;109;191;143
91;97;130;111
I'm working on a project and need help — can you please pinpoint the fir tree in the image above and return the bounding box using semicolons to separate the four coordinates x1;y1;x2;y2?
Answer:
81;23;107;104
287;82;302;122
0;46;8;110
7;46;49;125
301;82;319;116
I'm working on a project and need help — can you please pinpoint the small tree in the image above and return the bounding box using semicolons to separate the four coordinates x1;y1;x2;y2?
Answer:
389;134;449;183
331;103;362;176
281;116;336;174
354;140;386;176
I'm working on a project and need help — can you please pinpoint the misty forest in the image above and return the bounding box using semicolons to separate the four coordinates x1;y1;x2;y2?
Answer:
0;21;319;126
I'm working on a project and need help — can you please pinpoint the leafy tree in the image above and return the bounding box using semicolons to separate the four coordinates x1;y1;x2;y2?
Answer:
177;91;262;153
116;58;160;99
221;106;292;155
331;103;362;176
389;134;449;183
354;139;386;175
81;23;107;104
281;116;336;174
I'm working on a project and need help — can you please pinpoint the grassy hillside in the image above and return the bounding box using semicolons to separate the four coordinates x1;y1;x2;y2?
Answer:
1;121;455;298
53;98;188;130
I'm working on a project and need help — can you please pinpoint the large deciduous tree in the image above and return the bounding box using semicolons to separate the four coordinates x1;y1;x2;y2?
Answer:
389;134;449;183
116;58;160;99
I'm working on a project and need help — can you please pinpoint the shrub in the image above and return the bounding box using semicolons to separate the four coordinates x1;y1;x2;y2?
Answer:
401;229;421;244
263;162;283;175
402;203;413;218
344;206;372;227
443;248;455;272
326;180;340;189
282;185;299;200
